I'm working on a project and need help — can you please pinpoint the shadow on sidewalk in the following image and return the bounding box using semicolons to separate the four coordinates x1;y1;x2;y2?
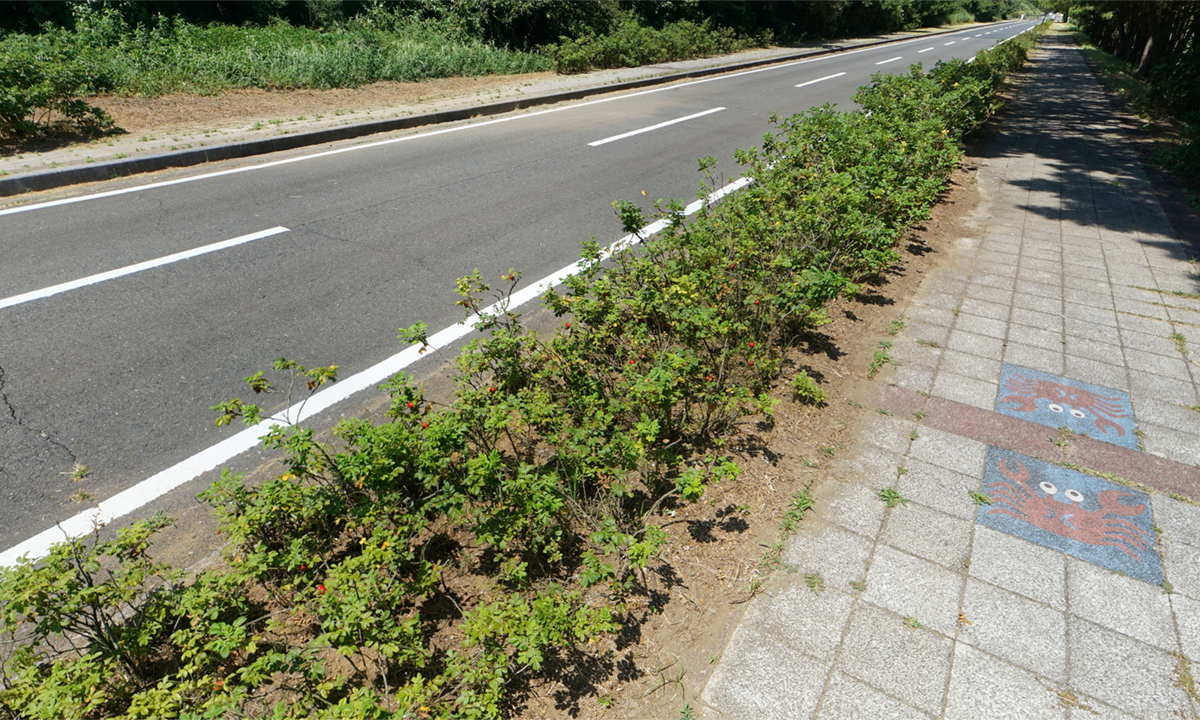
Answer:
982;37;1200;290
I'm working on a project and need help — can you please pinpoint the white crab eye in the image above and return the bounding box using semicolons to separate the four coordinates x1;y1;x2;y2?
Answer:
1070;408;1085;418
1065;489;1084;502
1049;403;1064;412
1039;481;1057;494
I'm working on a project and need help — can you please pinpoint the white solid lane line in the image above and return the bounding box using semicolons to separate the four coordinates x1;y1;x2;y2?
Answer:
0;25;1013;220
0;227;289;311
875;56;903;65
588;107;725;147
918;47;935;53
795;72;846;88
0;175;753;568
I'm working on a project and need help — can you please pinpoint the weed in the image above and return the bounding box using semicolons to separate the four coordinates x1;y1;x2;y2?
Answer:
889;316;906;335
897;466;908;476
821;445;836;458
914;410;927;420
60;461;89;481
804;573;826;594
1172;653;1197;703
1164;579;1175;594
969;491;993;506
679;705;697;720
791;369;828;406
867;341;898;378
1172;331;1189;356
113;152;128;159
1184;404;1200;414
878;487;909;508
909;428;919;440
780;490;814;533
849;580;867;592
877;408;892;416
903;616;923;629
1051;427;1075;452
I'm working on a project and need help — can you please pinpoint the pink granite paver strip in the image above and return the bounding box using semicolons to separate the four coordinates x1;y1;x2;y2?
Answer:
876;383;1200;500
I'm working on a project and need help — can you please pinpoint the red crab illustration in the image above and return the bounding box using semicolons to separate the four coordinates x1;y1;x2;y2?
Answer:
998;374;1128;438
985;459;1150;560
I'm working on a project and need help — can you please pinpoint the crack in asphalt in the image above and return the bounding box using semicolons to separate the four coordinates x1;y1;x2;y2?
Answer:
0;362;79;480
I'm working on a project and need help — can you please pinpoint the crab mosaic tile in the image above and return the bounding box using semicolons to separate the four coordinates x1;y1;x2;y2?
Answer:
977;447;1163;585
996;364;1138;449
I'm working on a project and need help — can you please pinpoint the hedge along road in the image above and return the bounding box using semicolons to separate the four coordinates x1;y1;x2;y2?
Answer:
0;19;1039;563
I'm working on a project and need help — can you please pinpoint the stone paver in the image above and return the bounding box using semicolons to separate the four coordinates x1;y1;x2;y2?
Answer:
700;29;1200;719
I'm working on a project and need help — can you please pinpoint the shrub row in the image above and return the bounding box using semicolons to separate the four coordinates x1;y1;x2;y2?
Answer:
0;24;1046;720
549;18;764;74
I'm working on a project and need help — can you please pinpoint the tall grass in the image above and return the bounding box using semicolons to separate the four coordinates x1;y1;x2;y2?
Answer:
5;7;552;99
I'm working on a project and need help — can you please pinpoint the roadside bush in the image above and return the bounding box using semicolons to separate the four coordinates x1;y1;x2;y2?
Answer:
550;18;764;74
0;24;1047;719
0;30;113;139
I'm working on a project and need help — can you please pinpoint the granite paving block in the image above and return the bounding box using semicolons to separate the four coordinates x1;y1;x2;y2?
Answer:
946;329;1006;358
1132;398;1200;432
931;371;998;410
1124;348;1192;381
1150;495;1200;550
995;364;1137;448
1129;371;1199;406
938;349;1003;383
903;321;951;346
889;364;937;394
953;312;1008;340
1014;292;1062;315
811;479;887;540
907;426;988;477
1010;307;1064;334
969;525;1066;610
1003;342;1064;375
1160;536;1200;601
1063;302;1117;326
815;671;932;720
861;545;965;636
957;578;1066;680
741;582;855;664
978;448;1162;585
1068;617;1194;719
781;518;874;591
959;297;1010;320
1007;324;1063;351
702;626;828;720
1121;328;1188;359
960;280;1008;303
881;502;973;569
836;604;954;715
1014;279;1062;300
861;415;917;456
1171;593;1200;662
1137;422;1200;466
1062;336;1125;364
838;445;908;489
1067;558;1176;650
895;459;981;521
1063;356;1129;391
944;643;1066;720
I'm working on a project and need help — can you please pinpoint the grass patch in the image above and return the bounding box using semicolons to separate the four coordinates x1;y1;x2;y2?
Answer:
878;487;910;508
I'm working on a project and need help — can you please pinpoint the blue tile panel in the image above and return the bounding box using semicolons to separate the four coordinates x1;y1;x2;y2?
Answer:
977;447;1163;585
996;363;1138;449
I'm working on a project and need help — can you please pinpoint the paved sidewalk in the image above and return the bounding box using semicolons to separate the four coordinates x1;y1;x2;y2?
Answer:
698;30;1200;720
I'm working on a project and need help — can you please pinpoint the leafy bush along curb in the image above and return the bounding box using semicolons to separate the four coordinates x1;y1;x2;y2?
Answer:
0;24;1046;720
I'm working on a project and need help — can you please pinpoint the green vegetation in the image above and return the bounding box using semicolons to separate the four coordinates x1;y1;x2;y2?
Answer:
879;487;911;508
2;0;1041;140
791;370;828;406
0;23;1047;719
1071;2;1200;204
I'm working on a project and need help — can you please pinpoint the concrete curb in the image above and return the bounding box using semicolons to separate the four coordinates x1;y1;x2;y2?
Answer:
0;24;982;198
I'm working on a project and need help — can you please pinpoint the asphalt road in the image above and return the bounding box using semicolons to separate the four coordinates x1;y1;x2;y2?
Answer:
0;20;1039;560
